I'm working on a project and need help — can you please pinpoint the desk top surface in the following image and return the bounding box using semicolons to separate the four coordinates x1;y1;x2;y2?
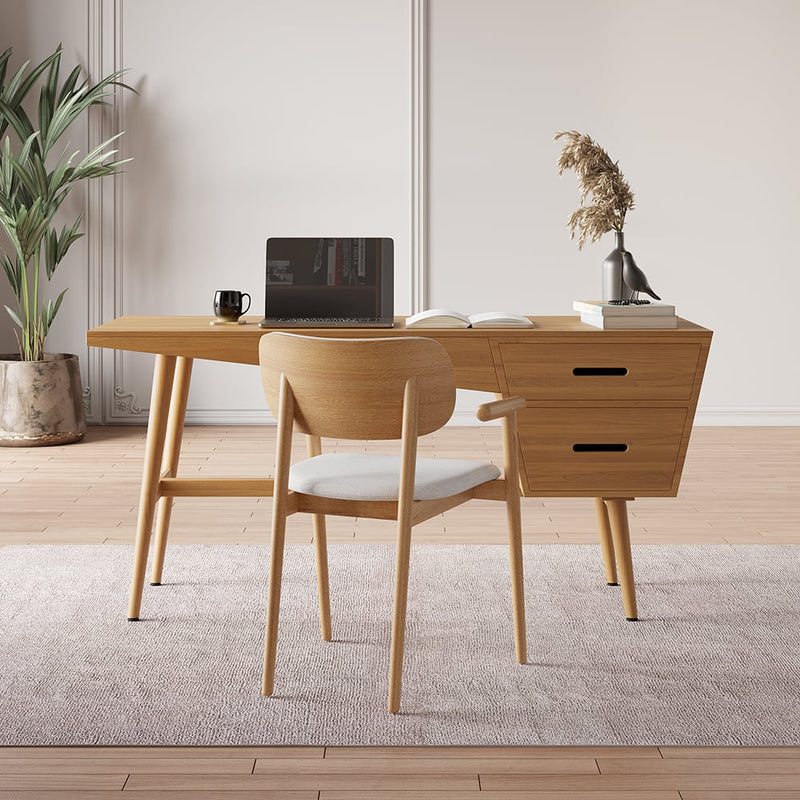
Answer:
87;316;712;367
88;314;709;371
88;315;711;340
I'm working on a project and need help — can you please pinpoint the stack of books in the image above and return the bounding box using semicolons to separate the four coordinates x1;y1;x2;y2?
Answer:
573;300;678;329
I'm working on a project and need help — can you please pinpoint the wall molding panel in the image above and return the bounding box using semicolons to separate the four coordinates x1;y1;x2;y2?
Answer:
83;0;102;422
410;0;428;314
83;0;142;422
106;0;147;423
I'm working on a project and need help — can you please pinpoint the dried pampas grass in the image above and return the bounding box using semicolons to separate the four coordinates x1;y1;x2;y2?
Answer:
555;130;634;250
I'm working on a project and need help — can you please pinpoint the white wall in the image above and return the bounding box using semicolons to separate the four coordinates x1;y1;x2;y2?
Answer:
112;0;412;422
108;0;414;422
1;0;798;424
429;0;800;424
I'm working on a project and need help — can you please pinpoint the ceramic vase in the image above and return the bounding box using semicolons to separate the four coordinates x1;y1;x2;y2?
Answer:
602;231;634;303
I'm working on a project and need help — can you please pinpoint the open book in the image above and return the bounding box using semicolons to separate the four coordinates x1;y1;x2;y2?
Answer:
406;309;534;329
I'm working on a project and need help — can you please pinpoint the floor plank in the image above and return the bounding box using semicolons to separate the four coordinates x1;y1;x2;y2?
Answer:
252;757;598;775
680;792;800;800
0;746;323;761
0;758;255;775
480;774;800;792
319;793;682;800
124;773;480;791
659;747;800;759
0;775;126;791
0;793;312;800
598;758;800;775
322;745;662;759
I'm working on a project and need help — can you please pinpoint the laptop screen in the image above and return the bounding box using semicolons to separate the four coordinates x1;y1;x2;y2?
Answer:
262;237;394;326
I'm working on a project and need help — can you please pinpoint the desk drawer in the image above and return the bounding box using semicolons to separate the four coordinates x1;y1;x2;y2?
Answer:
499;342;701;400
518;406;687;496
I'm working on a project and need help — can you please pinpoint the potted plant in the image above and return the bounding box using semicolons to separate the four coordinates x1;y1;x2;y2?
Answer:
0;44;131;445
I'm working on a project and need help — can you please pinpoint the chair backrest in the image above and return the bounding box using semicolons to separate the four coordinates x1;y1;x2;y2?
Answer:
259;333;456;440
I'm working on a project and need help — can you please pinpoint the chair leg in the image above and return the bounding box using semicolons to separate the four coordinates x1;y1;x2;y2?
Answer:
593;497;619;586
388;516;413;714
500;406;527;664
505;484;527;665
306;435;331;641
387;376;419;714
311;513;332;641
262;503;288;696
605;499;639;621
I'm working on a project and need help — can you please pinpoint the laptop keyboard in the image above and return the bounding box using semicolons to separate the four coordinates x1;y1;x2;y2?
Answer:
275;317;381;324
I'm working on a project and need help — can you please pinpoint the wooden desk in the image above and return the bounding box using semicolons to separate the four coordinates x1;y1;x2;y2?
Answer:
87;315;712;622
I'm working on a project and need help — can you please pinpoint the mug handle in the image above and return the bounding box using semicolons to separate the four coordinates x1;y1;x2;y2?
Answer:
241;293;251;315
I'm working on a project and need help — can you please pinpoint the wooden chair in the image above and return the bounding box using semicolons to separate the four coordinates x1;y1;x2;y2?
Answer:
258;332;528;713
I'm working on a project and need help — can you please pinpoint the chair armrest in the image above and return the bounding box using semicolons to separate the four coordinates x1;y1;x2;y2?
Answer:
475;395;525;422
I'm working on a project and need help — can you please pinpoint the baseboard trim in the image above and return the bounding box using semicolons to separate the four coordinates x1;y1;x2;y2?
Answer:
693;408;800;426
448;408;499;426
183;410;275;425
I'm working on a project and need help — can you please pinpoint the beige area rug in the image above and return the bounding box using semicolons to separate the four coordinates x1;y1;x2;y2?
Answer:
1;543;799;746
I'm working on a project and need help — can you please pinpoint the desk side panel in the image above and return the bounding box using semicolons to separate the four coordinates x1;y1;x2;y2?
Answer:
437;337;500;392
87;329;263;365
668;335;713;494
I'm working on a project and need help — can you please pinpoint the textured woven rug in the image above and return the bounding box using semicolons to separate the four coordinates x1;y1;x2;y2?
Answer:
1;543;799;746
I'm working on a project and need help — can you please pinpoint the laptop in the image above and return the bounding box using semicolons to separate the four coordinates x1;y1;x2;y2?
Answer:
258;237;394;328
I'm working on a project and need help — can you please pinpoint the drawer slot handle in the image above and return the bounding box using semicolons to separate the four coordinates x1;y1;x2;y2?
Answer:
572;443;628;452
572;367;628;376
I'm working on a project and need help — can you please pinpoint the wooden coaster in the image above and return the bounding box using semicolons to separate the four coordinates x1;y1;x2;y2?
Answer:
209;318;247;326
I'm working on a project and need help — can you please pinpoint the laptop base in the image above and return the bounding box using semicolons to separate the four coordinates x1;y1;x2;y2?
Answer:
258;318;395;329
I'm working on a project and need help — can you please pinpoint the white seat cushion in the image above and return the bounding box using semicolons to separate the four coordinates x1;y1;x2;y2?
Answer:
288;453;501;501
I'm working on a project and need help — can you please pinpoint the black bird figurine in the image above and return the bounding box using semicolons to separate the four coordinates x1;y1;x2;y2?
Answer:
621;250;660;302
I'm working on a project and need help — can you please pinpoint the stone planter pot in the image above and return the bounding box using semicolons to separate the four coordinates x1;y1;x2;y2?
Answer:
0;353;87;446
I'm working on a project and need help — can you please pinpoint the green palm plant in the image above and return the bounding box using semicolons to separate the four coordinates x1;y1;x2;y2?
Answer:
0;44;132;361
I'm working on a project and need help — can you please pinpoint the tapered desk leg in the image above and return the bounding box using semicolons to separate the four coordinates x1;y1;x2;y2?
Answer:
150;357;194;586
127;355;177;621
605;498;639;621
593;497;619;586
262;376;294;697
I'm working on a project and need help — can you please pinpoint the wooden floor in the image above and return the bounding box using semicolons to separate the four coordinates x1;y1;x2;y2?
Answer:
1;424;799;798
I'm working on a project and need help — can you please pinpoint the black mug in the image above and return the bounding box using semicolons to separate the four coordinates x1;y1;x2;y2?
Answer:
214;290;251;321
